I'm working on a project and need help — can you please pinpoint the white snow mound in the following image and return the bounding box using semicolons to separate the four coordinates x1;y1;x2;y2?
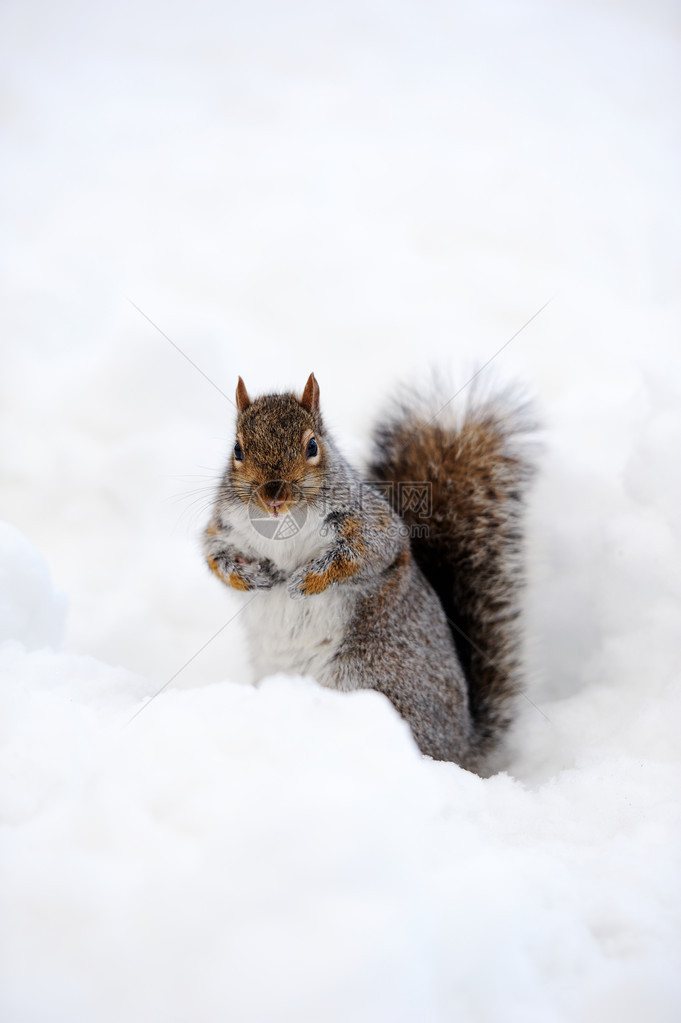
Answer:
0;521;67;651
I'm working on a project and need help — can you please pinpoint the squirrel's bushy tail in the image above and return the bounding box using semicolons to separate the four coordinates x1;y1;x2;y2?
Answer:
369;383;537;763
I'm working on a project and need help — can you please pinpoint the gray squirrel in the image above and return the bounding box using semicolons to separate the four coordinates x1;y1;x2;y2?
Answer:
203;373;536;772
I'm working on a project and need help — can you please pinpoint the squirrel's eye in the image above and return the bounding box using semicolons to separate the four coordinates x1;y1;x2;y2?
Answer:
306;437;318;459
234;440;244;462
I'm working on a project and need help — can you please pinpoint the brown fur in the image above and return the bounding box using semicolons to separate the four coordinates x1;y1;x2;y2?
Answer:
236;377;251;412
228;572;252;592
370;390;536;761
231;393;324;503
300;558;360;595
207;554;254;591
300;372;320;415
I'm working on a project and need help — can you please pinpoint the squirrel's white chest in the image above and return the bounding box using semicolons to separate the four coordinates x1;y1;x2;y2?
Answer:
222;503;358;687
242;585;353;688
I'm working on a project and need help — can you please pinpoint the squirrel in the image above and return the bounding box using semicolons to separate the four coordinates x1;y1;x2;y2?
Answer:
203;372;536;773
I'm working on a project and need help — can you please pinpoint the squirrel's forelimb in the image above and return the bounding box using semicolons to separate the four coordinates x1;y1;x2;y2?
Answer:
288;506;405;599
204;518;283;592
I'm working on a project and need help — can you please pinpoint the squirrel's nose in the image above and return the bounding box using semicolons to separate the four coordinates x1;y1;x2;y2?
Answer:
261;480;288;506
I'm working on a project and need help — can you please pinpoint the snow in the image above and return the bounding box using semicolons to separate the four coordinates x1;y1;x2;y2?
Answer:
1;0;680;1020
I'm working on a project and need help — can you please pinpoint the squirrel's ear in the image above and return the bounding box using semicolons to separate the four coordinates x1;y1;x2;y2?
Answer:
301;373;320;416
236;377;251;412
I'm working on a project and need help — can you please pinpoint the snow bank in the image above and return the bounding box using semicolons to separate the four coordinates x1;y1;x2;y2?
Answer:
1;0;680;1020
1;581;679;1022
0;522;66;651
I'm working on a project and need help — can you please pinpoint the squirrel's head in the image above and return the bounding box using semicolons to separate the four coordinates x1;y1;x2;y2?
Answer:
228;373;325;517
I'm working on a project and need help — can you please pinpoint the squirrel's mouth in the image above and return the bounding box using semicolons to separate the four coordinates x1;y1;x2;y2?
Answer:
246;479;309;540
252;481;299;518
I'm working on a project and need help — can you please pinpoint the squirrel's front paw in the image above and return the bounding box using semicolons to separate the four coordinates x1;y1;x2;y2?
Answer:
209;553;284;592
287;561;331;600
240;558;286;591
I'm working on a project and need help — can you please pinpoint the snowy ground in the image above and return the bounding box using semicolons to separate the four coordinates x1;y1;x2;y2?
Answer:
1;1;680;1020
